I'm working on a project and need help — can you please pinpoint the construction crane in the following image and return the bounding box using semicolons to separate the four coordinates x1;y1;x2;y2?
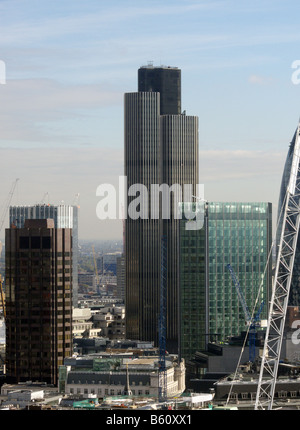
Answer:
226;264;264;363
158;235;167;403
0;178;19;321
40;192;49;205
0;178;19;233
255;120;300;410
92;245;100;292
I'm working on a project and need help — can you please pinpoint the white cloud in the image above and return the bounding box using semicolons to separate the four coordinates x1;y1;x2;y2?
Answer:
199;150;285;223
248;74;274;85
0;1;228;46
1;78;121;112
0;78;122;144
200;149;285;181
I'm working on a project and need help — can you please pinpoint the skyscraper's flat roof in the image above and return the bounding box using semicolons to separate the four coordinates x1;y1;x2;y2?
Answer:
139;64;179;70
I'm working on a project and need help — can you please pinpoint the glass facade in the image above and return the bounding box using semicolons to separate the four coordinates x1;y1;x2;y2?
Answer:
10;204;73;229
179;203;207;361
208;202;272;342
179;201;272;359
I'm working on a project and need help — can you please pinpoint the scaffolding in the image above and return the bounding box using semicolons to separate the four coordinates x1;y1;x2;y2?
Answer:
255;120;300;409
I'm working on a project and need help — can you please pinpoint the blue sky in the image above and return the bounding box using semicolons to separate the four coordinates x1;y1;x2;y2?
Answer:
0;0;300;239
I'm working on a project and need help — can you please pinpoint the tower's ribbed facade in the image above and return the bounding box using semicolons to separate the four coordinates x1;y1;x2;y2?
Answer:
125;91;161;342
125;65;198;352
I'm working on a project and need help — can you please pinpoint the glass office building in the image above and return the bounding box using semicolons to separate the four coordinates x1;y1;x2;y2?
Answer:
208;202;272;342
179;201;272;359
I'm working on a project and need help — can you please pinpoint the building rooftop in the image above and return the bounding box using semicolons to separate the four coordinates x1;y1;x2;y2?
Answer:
24;219;55;229
140;63;179;70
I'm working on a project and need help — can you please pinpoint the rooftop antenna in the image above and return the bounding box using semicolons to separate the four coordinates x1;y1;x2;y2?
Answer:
0;178;19;234
123;363;132;396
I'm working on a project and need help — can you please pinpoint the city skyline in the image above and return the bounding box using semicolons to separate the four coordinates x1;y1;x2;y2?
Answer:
1;1;300;239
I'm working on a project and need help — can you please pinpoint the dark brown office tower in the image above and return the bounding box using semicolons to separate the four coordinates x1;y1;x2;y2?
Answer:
125;65;198;353
5;219;73;385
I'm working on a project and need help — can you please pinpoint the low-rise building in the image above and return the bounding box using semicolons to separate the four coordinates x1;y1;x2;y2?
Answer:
91;304;125;339
72;304;125;340
72;307;101;338
0;382;61;409
59;354;185;400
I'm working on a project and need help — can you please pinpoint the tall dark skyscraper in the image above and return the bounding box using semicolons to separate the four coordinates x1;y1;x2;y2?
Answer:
125;65;199;352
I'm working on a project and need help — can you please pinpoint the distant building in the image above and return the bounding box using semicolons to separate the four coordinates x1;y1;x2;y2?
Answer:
116;254;125;301
72;338;156;357
213;368;300;405
9;204;79;306
72;307;99;338
78;272;95;287
1;382;60;410
5;219;73;385
97;252;122;276
91;304;125;340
